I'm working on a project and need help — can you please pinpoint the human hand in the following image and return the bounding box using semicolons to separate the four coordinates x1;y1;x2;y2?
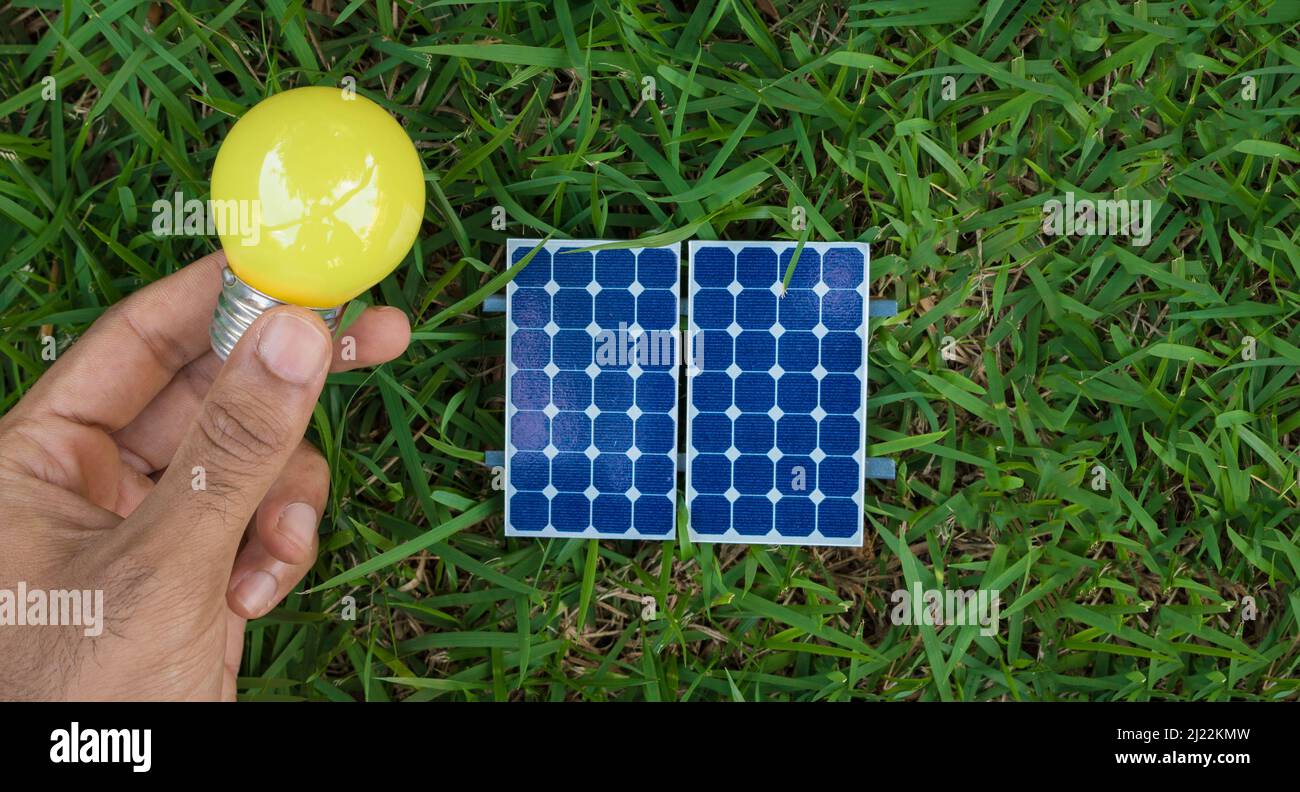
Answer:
0;251;410;700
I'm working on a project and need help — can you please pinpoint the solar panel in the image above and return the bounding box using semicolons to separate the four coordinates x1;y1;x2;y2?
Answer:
505;239;681;539
685;241;870;546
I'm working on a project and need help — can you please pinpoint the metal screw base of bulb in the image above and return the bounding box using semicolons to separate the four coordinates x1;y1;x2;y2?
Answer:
210;267;342;360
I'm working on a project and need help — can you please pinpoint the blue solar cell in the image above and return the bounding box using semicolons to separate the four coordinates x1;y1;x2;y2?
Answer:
551;493;590;532
594;371;634;410
733;497;773;535
637;248;679;289
697;331;732;369
733;373;775;411
511;492;548;531
635;455;675;493
781;248;820;288
595;249;634;287
552;248;593;286
735;331;775;368
633;496;674;535
593;494;632;533
634;413;676;454
551;453;591;491
775;456;815;495
817;499;859;538
692;371;732;411
512;247;551;287
552;413;591;451
733;414;774;453
821;289;862;330
778;332;819;371
511;329;550;368
822;332;860;371
691;413;732;453
634;371;675;411
554;290;592;326
736;247;777;287
593;414;632;451
691;454;731;493
777;373;818;413
512;289;549;327
512;452;549;490
511;370;549;410
595;291;633;326
693;290;733;328
594;455;633;490
733;455;774;494
736;290;777;328
686;241;869;546
505;240;681;539
777;415;816;454
691;495;730;534
693;246;734;287
552;371;591;410
553;331;592;368
819;457;859;497
511;412;548;450
778;290;819;329
637;290;677;329
822;248;864;288
775;498;815;536
821;374;862;413
819;415;860;455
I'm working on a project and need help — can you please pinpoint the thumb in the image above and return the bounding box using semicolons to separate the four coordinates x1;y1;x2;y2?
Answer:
126;307;333;564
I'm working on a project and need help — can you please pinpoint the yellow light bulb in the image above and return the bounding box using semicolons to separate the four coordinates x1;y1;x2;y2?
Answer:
209;86;424;358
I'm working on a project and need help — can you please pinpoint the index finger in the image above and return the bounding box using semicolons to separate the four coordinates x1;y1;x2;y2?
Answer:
18;251;226;432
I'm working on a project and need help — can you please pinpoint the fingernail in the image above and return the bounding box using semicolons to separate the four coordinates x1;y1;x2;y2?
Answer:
257;313;330;383
276;502;318;555
233;570;279;616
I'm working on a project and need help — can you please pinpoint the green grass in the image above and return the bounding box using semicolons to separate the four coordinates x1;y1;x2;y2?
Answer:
2;0;1300;700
